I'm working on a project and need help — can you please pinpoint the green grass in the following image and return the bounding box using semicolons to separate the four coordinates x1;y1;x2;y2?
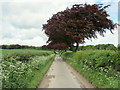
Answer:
1;49;55;88
27;55;54;88
1;49;52;54
62;50;120;88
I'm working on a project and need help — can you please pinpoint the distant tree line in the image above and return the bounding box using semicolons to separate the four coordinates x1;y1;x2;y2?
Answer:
0;44;119;51
0;44;42;49
78;44;118;50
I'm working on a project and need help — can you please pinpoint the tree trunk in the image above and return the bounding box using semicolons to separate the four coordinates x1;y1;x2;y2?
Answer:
70;42;79;52
74;42;79;52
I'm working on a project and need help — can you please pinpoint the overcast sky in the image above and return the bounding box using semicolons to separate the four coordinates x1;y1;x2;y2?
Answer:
0;0;119;46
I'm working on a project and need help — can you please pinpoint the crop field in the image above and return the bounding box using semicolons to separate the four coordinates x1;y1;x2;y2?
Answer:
1;49;52;54
1;49;54;88
62;50;120;88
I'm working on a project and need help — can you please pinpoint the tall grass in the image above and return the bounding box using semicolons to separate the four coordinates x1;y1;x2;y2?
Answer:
1;49;52;55
62;50;120;88
2;50;54;88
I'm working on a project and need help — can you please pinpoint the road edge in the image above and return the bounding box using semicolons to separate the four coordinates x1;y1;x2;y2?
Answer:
64;61;94;88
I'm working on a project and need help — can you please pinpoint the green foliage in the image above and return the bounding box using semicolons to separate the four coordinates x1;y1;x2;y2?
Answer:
62;50;120;88
74;50;119;70
2;50;54;88
78;44;117;50
2;49;52;54
0;44;48;50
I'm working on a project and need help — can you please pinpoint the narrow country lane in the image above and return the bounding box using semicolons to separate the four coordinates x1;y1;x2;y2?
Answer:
38;54;93;88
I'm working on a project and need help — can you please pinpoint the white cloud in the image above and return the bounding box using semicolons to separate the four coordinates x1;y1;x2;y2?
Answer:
100;0;119;3
8;11;43;29
14;28;47;40
84;28;118;46
0;0;118;46
0;36;46;46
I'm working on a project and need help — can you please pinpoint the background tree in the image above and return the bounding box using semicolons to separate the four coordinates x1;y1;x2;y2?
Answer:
78;44;117;50
43;4;117;51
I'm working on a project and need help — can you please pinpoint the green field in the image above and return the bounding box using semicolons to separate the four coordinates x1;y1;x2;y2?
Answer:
1;49;120;88
1;49;55;88
1;49;52;54
62;50;120;88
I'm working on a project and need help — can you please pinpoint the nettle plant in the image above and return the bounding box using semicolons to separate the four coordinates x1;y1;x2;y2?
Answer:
42;4;117;52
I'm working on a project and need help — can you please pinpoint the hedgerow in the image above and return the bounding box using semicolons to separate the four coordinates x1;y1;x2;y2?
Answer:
2;52;54;88
62;50;120;88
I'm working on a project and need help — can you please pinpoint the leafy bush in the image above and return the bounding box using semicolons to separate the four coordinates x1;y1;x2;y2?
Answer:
2;51;54;88
62;50;120;88
78;44;117;50
74;50;120;71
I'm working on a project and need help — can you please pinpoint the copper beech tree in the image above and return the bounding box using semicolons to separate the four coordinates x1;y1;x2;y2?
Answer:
42;4;117;52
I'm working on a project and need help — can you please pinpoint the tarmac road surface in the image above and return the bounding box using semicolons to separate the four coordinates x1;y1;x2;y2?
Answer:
38;54;93;88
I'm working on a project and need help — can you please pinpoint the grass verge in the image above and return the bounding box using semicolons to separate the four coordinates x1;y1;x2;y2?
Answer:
27;56;54;88
62;50;120;88
2;50;54;88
